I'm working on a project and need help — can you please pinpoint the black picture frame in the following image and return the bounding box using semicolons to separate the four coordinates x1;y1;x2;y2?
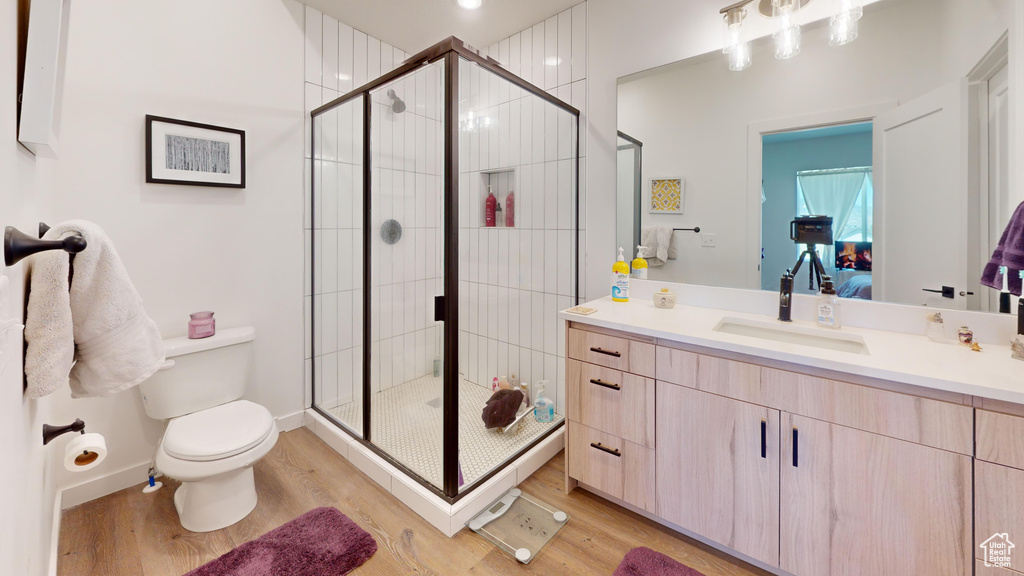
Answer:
145;115;246;188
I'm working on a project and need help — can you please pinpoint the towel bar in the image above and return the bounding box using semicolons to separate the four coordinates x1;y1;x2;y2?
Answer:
673;227;701;233
4;223;87;266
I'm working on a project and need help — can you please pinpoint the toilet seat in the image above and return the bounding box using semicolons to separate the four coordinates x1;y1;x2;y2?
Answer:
163;400;274;462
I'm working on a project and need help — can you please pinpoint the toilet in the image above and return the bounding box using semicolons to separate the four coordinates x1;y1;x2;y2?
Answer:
138;326;279;533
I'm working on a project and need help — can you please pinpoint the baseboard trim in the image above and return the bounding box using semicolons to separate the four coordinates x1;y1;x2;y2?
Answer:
61;462;153;509
47;488;61;576
275;410;305;432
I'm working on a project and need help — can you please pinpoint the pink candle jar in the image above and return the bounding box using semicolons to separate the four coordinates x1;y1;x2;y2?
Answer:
188;311;216;339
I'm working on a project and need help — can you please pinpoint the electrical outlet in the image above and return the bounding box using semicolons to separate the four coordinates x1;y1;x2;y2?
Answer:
701;233;716;248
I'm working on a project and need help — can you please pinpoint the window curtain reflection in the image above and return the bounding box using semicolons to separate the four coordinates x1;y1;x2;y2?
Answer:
796;167;873;269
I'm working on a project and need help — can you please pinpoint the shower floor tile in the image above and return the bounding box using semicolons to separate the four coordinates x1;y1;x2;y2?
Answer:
326;375;562;490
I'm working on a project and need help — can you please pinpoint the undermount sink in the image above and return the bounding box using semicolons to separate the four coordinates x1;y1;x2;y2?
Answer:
712;317;870;355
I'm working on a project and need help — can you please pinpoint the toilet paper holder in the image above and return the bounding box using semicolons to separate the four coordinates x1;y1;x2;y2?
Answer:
42;418;86;445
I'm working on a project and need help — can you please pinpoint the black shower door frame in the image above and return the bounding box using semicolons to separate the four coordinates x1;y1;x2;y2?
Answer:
310;36;580;503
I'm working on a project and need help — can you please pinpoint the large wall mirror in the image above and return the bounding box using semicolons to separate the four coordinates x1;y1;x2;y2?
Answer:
617;0;1015;312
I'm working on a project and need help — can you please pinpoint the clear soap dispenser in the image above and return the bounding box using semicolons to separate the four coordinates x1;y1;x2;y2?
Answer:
816;276;841;329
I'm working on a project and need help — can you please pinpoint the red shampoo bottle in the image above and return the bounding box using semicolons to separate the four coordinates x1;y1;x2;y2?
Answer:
505;190;515;227
485;186;497;227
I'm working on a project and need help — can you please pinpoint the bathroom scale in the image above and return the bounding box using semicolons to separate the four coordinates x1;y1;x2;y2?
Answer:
467;488;569;564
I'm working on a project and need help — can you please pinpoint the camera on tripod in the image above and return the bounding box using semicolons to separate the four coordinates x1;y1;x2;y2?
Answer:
788;215;834;292
790;215;833;246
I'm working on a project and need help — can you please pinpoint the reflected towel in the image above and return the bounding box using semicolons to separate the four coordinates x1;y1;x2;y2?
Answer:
640;226;674;267
24;221;165;398
983;201;1024;296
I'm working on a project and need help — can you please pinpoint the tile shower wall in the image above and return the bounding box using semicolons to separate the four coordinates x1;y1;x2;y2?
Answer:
305;6;431;410
457;3;588;415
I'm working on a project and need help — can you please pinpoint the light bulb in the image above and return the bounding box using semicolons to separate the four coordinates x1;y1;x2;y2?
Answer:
722;7;746;54
730;41;752;71
772;0;801;60
458;0;481;9
830;0;863;46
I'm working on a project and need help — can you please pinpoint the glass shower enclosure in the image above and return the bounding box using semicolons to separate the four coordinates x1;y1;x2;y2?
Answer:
310;37;579;501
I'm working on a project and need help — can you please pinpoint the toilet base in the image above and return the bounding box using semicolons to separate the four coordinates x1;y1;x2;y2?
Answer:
173;467;258;532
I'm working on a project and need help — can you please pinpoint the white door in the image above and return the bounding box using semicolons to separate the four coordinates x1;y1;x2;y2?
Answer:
873;80;968;309
985;64;1010;311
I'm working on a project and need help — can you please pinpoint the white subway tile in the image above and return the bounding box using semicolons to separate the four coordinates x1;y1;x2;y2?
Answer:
558;10;571;87
323;352;338;406
339;290;354;349
558;230;571;296
519;230;532;291
531;229;545;292
498;286;510;343
323;15;339;91
508;287;521;346
532;22;545;88
339;22;354;93
381;42;394;74
558;158;573;231
499;103;510;168
544;162;557;230
354;289;364;346
520;27;534;85
531;292;544;352
497;341;509;382
532;98;545;164
367;36;381;81
544;16;557;90
304;6;323;85
353;30;368;87
509;33;521;76
571;3;587;82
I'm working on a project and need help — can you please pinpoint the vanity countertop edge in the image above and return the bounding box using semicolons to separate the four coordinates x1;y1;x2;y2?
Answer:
561;296;1024;406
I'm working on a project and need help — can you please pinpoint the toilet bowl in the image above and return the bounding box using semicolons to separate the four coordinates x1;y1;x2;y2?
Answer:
139;327;279;532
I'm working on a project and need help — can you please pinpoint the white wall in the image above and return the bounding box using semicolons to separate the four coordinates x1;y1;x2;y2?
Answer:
38;0;306;501
1;2;54;575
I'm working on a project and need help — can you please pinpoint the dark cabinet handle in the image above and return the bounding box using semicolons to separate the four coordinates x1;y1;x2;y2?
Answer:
590;347;621;358
761;420;767;459
792;428;799;467
922;286;955;299
589;378;621;391
590;442;622;457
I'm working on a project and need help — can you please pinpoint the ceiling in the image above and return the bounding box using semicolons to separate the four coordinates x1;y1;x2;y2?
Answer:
301;0;582;55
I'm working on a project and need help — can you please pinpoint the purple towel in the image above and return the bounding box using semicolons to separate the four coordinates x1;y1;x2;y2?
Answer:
982;201;1024;296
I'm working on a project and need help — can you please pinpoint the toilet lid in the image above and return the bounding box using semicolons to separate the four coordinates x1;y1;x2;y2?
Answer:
163;400;275;462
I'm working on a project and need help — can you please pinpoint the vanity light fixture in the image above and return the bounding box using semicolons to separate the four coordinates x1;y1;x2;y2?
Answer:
829;0;863;46
721;4;752;71
457;0;482;9
772;0;802;59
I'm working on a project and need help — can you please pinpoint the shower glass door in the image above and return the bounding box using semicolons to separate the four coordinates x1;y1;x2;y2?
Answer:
367;59;447;491
312;95;365;438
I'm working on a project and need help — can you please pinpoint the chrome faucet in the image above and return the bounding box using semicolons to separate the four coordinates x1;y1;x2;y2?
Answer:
778;269;794;322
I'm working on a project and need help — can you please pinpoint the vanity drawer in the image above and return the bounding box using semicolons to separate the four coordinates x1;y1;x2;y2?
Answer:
977;410;1024;470
567;359;655;447
567;420;655;512
568;328;655;377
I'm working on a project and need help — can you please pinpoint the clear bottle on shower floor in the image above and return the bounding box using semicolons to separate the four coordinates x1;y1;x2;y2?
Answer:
533;381;554;423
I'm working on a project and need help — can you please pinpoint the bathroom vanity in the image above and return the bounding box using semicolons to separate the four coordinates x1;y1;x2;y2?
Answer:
561;289;1024;576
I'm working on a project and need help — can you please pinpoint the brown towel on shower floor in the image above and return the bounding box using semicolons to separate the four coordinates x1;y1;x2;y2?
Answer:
481;389;524;429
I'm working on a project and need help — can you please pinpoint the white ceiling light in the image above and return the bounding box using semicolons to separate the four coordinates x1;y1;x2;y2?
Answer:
829;0;863;46
772;0;801;59
721;4;751;71
458;0;482;9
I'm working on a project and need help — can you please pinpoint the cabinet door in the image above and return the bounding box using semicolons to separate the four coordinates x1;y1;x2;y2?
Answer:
976;460;1024;571
656;383;780;567
780;413;972;576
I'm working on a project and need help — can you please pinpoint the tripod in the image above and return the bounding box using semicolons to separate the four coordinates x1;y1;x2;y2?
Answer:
791;244;827;292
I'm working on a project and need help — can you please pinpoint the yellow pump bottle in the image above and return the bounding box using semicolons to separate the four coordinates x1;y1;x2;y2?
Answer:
631;246;648;280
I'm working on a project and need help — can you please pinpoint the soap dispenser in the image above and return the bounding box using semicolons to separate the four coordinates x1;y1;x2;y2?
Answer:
816;276;841;329
778;270;793;322
631;246;648;280
612;247;630;302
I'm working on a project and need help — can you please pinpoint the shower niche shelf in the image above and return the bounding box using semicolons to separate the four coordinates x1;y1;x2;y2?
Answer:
480;168;517;229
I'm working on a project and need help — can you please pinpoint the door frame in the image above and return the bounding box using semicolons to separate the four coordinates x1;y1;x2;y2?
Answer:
967;32;1009;313
746;102;897;291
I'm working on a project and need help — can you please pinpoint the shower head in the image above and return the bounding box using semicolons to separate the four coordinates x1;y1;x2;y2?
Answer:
387;89;406;114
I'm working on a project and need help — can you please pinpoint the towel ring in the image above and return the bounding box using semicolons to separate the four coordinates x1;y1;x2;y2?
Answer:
4;223;87;266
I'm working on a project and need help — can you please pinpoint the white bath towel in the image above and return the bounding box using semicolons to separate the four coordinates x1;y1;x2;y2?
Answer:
24;220;165;399
640;226;675;267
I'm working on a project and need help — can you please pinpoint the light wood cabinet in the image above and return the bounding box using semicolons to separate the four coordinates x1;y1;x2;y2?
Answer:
566;359;655;447
978;410;1024;470
780;413;972;576
567;328;655;378
656;383;780;567
977;460;1024;568
566;420;655;512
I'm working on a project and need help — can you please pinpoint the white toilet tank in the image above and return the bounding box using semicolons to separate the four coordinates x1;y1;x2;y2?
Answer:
138;326;256;420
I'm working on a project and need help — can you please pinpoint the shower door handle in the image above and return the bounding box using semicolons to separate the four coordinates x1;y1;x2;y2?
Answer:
434;296;445;322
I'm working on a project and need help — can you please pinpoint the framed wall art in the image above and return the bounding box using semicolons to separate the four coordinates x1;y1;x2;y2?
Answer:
146;115;245;188
650;177;683;214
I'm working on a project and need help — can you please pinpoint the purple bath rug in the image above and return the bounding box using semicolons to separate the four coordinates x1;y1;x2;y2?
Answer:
184;507;377;576
613;547;708;576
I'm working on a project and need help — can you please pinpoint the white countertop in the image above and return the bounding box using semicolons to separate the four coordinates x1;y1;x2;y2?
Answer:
560;295;1024;405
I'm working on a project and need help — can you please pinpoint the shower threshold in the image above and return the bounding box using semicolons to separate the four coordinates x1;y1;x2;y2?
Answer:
305;406;565;537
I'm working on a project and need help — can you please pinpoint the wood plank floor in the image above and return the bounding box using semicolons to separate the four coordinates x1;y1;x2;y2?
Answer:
57;428;772;576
